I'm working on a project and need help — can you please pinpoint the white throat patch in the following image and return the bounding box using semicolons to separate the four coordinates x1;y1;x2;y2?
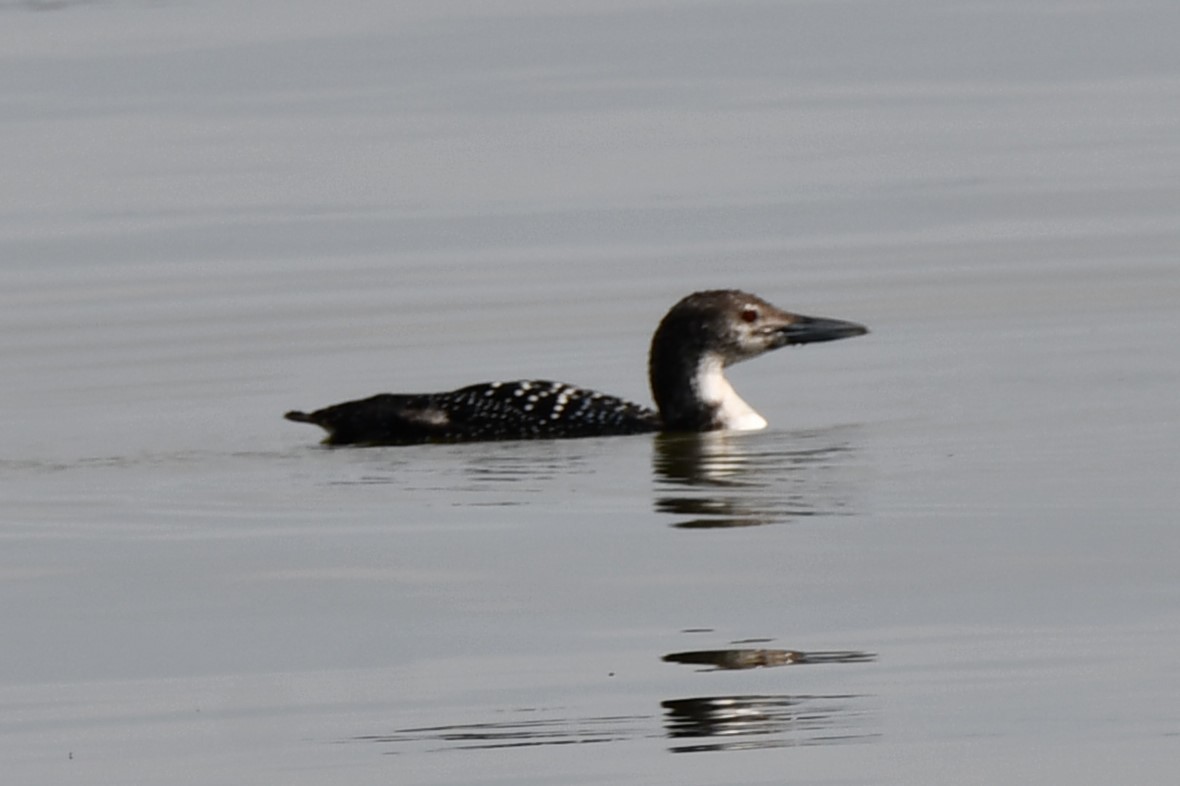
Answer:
694;356;768;431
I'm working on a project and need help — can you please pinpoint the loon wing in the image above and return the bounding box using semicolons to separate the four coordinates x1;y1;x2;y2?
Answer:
285;380;659;446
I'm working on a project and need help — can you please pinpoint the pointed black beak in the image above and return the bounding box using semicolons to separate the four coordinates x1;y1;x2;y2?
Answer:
779;314;869;346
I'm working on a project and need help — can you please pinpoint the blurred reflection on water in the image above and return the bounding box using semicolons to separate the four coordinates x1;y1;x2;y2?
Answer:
652;429;864;528
353;690;875;756
354;711;654;752
663;694;877;753
662;648;875;671
352;640;875;756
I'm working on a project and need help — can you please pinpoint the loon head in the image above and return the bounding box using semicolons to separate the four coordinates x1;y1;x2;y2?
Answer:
648;290;868;432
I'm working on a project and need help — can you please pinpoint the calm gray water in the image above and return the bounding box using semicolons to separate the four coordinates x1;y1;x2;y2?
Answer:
3;1;1179;783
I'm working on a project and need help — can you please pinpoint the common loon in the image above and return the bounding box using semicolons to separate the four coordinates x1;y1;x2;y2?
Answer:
285;290;867;446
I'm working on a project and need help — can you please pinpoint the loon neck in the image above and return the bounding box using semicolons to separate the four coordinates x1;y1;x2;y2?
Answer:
650;349;767;432
692;355;768;431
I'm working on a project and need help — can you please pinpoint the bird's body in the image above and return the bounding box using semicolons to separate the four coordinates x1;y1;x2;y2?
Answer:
285;290;867;446
284;380;660;446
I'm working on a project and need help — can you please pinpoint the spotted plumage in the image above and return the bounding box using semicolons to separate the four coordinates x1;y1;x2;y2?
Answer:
286;290;867;446
285;380;660;446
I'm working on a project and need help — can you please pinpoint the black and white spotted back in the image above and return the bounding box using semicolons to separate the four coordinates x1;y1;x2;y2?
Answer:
287;380;660;446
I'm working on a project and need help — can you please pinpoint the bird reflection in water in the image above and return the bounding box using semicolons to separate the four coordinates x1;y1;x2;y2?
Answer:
662;648;875;670
659;644;876;751
652;428;863;528
353;645;875;755
662;694;876;753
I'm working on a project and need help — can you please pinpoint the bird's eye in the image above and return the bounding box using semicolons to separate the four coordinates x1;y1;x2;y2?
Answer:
740;307;759;323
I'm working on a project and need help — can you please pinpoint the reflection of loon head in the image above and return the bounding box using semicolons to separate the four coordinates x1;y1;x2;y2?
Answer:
649;290;868;433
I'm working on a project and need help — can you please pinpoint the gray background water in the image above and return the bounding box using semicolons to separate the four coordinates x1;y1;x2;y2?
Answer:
2;1;1178;783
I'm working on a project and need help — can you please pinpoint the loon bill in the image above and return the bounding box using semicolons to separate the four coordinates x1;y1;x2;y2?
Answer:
285;290;868;446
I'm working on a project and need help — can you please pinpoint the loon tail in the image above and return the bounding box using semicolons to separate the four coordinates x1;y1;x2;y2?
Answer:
284;410;316;424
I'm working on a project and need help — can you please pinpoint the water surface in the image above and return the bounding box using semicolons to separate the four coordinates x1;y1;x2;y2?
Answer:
2;1;1179;784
